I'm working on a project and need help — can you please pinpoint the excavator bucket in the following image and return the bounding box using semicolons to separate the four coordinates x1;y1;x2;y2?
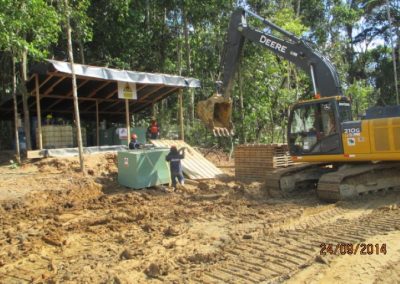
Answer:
197;93;234;136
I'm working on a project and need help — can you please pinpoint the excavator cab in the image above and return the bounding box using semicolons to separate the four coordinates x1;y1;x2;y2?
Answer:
197;93;233;136
288;97;352;156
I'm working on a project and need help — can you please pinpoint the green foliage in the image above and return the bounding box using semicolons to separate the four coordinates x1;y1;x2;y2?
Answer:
0;0;60;59
1;0;399;150
346;80;374;116
273;8;307;36
70;0;93;43
8;159;19;169
331;4;362;27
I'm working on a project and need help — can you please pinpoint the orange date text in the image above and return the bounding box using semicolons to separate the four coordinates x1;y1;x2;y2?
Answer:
320;243;387;256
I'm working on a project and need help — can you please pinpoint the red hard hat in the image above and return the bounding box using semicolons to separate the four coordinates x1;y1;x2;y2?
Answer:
131;133;137;139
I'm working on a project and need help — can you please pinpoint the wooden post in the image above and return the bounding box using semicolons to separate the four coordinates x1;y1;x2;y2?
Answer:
21;48;32;151
65;0;84;173
35;74;43;149
12;57;21;163
96;100;99;146
178;88;184;141
125;99;130;146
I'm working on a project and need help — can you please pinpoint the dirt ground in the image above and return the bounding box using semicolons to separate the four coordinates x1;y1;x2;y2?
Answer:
0;151;400;283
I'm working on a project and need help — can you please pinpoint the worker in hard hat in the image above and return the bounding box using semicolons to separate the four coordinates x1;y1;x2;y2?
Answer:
45;113;53;125
166;145;185;189
129;133;142;150
147;118;160;140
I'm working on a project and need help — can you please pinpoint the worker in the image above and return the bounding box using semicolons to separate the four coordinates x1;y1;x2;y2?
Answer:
147;118;160;140
56;117;65;125
324;111;336;135
129;133;141;150
45;113;53;125
166;145;185;189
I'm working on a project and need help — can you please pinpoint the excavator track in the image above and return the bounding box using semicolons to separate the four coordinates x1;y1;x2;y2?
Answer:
317;162;400;201
266;162;400;202
265;163;334;198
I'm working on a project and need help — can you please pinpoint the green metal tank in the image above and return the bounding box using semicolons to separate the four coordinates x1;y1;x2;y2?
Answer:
117;148;170;189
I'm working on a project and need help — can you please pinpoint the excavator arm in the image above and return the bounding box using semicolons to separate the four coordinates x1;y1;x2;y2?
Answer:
197;7;342;136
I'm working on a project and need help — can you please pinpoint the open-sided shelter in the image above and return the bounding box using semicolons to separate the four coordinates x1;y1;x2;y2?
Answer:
0;60;200;150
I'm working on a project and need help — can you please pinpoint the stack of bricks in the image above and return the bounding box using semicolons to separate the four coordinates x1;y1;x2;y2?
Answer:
235;144;294;182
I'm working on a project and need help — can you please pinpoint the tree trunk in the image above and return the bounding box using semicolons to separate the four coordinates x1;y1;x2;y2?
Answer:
177;15;183;127
65;0;85;173
20;48;32;151
386;0;399;104
79;39;85;64
177;37;182;76
12;56;21;163
178;89;184;141
183;5;194;123
145;0;150;32
296;0;301;17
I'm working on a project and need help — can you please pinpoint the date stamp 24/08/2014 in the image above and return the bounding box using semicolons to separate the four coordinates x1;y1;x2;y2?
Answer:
320;243;387;256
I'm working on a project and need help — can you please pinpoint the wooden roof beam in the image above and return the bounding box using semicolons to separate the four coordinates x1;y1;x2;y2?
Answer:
28;74;59;108
111;84;163;112
100;84;150;111
84;83;147;112
137;85;165;102
46;79;90;109
43;108;126;115
44;76;67;95
87;81;111;98
30;93;117;102
133;87;180;113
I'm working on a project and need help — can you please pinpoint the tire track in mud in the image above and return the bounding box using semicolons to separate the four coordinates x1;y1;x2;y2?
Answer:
194;206;400;284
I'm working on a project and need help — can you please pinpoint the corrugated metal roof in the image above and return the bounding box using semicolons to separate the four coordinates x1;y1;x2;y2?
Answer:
33;60;201;88
0;60;201;120
150;139;223;180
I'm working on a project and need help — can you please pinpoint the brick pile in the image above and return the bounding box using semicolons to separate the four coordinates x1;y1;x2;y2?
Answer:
235;144;294;182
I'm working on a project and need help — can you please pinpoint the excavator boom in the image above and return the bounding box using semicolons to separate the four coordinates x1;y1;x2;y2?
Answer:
197;7;342;135
196;9;245;136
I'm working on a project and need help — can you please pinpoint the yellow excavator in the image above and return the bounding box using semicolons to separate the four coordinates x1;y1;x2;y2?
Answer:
197;7;400;201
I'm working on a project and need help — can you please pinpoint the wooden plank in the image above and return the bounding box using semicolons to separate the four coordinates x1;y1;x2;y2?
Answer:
27;150;47;159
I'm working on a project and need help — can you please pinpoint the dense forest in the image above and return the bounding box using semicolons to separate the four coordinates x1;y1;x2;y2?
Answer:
0;0;399;149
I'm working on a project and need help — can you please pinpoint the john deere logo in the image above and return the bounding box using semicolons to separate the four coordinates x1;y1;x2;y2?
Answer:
347;138;356;146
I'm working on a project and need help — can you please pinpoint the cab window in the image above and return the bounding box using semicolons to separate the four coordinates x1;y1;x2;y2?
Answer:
289;101;342;155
